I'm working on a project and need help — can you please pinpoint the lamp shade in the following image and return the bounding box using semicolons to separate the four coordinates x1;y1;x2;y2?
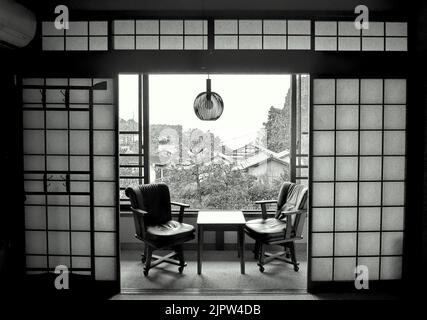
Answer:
193;79;224;121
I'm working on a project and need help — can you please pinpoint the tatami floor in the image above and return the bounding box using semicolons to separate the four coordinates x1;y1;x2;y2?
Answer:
120;244;308;292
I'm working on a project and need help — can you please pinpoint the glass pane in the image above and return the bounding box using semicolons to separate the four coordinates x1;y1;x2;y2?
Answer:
338;37;360;51
311;233;333;256
215;36;238;49
313;131;334;155
160;36;183;49
25;231;46;254
23;111;44;129
359;182;381;206
114;20;135;34
358;232;380;255
114;36;135;50
386;38;407;51
89;21;108;35
358;257;380;280
380;256;402;279
336;131;358;156
335;233;357;256
136;20;159;34
386;22;407;36
70;156;90;171
359;157;382;181
184;36;206;50
315;37;337;51
48;231;70;254
70;111;89;129
67;22;88;36
360;105;382;129
263;36;286;49
95;257;116;280
384;131;405;155
263;20;286;34
382;207;404;231
315;21;337;35
94;131;115;155
384;105;406;129
70;131;90;155
383;182;405;206
46;111;68;129
65;37;88;51
313;157;334;181
89;37;108;51
46;130;68;154
312;182;334;207
95;207;116;231
71;232;91;255
239;36;262;49
334;258;356;281
362;22;384;36
94;182;116;206
360;131;382;155
381;232;403;255
313;79;335;104
94;78;114;103
239;20;262;34
313;105;335;130
25;206;46;229
384;79;406;104
42;21;64;36
336;105;358;129
383;156;405;180
24;130;45;154
119;74;139;132
47;206;69;229
71;207;90;230
94;156;115;180
338;21;360;36
136;36;159;49
335;208;357;231
214;20;238;34
336;79;359;104
312;208;334;232
160;20;183;35
287;36;310;49
335;182;358;206
311;258;333;281
287;20;310;34
362;37;384;51
43;37;64;50
95;232;116;256
336;157;358;181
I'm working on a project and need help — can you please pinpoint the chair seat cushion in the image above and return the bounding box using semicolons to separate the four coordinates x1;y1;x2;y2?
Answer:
146;220;195;244
245;218;286;241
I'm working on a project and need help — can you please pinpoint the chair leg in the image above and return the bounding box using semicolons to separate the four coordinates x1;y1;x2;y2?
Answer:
143;246;153;276
289;242;299;272
141;244;148;263
257;243;265;273
175;245;186;274
253;241;260;259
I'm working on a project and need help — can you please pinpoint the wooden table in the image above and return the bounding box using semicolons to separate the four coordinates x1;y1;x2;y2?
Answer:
197;210;246;275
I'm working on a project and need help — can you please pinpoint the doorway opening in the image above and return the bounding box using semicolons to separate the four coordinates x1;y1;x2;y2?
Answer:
118;73;310;293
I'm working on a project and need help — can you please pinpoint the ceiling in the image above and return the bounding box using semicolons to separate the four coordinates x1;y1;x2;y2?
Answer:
18;0;409;14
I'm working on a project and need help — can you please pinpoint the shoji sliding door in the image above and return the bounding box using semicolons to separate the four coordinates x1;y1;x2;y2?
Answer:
309;78;406;286
22;77;118;287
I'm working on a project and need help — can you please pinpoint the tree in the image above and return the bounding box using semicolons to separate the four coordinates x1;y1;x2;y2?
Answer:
263;87;291;153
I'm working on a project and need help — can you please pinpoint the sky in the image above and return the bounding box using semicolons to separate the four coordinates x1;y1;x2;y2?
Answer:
119;74;290;149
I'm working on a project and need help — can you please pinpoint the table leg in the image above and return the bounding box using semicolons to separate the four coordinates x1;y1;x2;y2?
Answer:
197;225;203;275
239;227;245;274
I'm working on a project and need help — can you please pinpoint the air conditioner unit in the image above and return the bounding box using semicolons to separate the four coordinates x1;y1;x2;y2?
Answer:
0;0;36;48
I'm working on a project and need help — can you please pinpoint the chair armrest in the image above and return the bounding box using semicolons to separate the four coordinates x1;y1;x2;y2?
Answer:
280;209;306;216
131;207;148;216
256;200;277;220
255;200;277;205
171;201;190;208
130;207;148;239
171;201;190;223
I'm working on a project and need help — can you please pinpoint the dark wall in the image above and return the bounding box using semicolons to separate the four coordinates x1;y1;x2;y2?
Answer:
0;50;24;288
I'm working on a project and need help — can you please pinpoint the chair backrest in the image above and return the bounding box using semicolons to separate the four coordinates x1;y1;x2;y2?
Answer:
125;183;172;227
275;182;308;239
